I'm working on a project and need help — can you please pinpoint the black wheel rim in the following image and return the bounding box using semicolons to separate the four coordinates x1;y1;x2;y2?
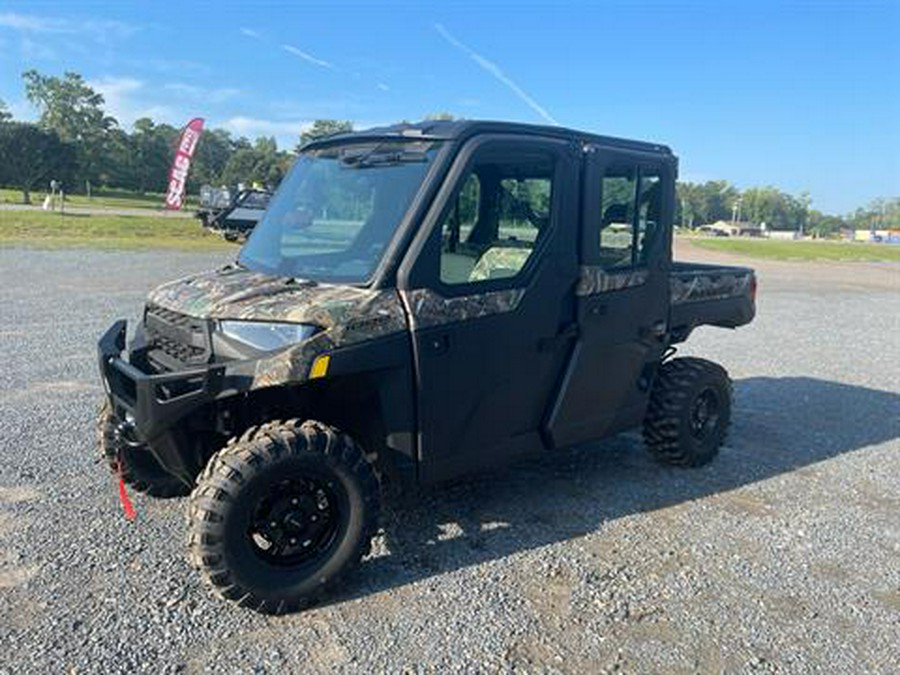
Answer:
690;387;720;441
248;476;341;567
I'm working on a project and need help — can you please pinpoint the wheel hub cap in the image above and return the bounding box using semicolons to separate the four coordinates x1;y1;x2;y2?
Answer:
248;477;339;566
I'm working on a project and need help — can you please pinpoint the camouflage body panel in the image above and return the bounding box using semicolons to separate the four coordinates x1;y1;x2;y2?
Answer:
148;266;404;330
575;266;649;296
146;266;408;388
670;269;754;304
404;287;525;329
248;332;335;390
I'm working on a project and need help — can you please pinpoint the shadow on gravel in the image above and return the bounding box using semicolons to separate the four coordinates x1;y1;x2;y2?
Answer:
332;376;900;607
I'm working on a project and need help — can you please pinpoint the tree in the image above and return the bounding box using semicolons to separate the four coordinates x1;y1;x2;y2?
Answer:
676;180;739;227
0;122;75;203
103;127;137;189
0;99;11;124
127;118;179;193
847;197;900;231
221;136;292;188
741;186;808;230
296;119;353;151
190;128;235;190
806;210;846;238
22;70;118;187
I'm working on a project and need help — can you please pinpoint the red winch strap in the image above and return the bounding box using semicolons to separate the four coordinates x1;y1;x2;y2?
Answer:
117;465;137;521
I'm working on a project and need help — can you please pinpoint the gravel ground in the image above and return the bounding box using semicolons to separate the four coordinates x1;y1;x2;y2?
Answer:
0;244;898;674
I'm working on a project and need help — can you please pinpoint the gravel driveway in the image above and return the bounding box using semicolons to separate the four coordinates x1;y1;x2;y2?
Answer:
1;244;898;674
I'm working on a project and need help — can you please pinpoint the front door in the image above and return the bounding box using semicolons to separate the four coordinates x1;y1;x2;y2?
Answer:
398;135;580;482
544;145;676;448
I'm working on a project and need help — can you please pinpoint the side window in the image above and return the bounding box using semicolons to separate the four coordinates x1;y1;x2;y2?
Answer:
439;174;480;283
439;151;555;285
637;174;662;263
598;166;662;269
599;169;637;268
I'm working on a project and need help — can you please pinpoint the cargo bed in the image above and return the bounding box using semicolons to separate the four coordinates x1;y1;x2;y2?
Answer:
669;262;756;342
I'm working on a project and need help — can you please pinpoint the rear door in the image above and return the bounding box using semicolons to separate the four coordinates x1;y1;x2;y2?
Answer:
545;145;676;447
397;134;580;482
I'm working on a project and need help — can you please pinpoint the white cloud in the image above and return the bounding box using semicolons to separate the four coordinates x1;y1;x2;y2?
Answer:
89;77;150;125
88;76;178;127
377;82;390;92
126;57;210;76
90;76;143;98
219;116;393;149
281;44;334;69
164;83;241;103
87;76;248;130
0;12;138;62
222;116;345;150
240;27;261;39
4;98;36;122
0;12;65;32
21;36;57;60
221;116;312;144
0;12;137;41
434;23;557;126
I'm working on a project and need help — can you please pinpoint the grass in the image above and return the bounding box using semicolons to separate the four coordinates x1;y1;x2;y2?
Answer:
5;207;898;259
689;237;900;262
0;210;232;250
0;187;199;210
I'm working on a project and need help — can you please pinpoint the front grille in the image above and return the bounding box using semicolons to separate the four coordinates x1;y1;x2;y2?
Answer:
144;303;211;370
154;335;207;362
147;303;194;327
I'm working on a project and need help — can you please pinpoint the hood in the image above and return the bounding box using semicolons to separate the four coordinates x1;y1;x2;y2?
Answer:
147;266;406;336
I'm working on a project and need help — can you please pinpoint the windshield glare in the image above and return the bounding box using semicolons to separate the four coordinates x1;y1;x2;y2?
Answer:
239;140;442;283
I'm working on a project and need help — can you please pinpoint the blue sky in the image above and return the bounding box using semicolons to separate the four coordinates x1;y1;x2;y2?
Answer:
0;1;897;214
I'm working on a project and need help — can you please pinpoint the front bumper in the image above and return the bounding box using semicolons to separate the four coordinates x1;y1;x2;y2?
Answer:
98;320;228;441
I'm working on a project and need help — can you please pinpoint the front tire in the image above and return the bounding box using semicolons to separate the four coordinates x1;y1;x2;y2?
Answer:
187;419;381;614
643;357;732;467
97;401;190;498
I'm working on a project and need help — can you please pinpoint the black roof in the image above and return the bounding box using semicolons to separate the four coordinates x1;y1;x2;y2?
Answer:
306;119;673;156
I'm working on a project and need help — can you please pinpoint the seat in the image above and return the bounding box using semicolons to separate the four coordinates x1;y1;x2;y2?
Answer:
468;246;532;282
441;252;478;284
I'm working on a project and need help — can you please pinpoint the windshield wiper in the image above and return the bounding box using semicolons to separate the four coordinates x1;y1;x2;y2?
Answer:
339;142;428;168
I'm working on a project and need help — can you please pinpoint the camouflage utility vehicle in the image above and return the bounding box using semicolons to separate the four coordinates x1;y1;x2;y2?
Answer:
98;120;756;613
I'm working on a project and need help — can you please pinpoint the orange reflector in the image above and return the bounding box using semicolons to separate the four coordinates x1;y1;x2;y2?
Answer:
310;355;330;379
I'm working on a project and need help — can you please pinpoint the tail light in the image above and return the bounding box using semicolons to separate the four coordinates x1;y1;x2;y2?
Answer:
750;275;758;304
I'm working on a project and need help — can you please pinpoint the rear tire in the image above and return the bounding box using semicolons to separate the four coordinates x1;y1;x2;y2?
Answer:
97;401;190;498
187;419;381;614
643;357;732;467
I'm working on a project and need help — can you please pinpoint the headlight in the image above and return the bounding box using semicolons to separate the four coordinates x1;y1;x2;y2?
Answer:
218;321;318;351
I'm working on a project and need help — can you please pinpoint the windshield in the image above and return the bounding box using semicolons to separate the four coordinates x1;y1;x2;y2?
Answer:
239;140;442;282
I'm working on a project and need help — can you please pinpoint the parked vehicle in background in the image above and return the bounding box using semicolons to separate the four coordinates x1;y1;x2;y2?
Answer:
196;185;273;241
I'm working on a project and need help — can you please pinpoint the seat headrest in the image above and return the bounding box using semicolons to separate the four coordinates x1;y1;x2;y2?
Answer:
602;203;629;225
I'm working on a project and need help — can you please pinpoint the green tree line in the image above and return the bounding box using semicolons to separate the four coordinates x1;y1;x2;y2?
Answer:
675;181;898;235
0;70;895;234
0;71;344;204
